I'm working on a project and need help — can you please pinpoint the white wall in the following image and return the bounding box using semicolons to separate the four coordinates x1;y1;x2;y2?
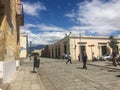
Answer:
0;60;20;83
20;34;27;58
0;61;3;79
3;61;16;83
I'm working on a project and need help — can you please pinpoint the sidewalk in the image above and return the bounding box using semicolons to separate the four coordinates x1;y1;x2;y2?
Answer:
6;58;120;90
87;60;120;70
9;59;45;90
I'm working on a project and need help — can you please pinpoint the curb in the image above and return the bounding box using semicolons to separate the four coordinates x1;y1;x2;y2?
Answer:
36;69;46;90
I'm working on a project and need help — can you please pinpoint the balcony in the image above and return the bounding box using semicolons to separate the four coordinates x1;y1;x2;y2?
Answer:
0;0;5;26
16;3;24;26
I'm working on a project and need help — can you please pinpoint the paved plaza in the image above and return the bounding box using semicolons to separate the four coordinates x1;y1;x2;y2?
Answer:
37;58;120;90
8;58;120;90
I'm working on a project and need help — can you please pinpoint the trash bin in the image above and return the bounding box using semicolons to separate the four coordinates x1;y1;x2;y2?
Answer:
34;59;40;68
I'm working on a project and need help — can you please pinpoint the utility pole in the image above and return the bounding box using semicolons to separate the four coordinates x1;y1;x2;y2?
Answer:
30;41;32;60
79;22;82;55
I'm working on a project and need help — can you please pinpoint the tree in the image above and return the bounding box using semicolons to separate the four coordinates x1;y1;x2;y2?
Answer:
108;36;119;50
41;45;50;57
31;52;39;56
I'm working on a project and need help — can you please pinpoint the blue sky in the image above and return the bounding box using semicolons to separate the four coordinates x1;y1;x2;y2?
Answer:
21;0;120;45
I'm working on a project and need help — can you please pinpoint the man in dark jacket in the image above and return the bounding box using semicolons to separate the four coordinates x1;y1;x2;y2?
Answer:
112;49;117;66
82;51;88;69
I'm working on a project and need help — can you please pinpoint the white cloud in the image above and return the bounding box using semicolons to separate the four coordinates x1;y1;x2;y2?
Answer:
23;31;65;45
20;0;120;46
23;2;46;16
65;13;75;18
66;0;120;35
21;23;95;45
37;24;66;31
21;23;67;31
21;23;92;45
20;24;69;45
21;24;36;30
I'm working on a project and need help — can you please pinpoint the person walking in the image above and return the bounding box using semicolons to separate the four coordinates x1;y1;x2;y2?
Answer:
82;51;88;69
78;54;81;62
33;56;37;72
112;49;117;67
66;53;72;64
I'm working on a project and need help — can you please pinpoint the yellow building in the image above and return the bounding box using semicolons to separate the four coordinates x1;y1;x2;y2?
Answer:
0;0;24;83
20;34;27;59
49;35;120;60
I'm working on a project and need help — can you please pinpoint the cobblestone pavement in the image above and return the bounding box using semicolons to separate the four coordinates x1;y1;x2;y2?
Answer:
10;60;45;90
37;58;120;90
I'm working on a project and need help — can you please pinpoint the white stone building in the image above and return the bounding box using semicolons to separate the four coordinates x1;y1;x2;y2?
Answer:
49;36;120;60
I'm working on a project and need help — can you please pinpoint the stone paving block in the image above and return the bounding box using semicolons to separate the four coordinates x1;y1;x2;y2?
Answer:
66;87;75;90
45;86;56;90
31;84;41;90
23;78;30;81
10;83;21;88
21;84;30;88
10;87;21;90
21;87;31;90
33;89;42;90
61;88;67;90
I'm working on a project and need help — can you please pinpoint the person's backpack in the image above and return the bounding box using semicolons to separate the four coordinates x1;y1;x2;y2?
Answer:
67;54;71;59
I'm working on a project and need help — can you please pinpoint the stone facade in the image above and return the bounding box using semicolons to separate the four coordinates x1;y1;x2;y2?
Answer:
49;36;120;60
0;0;24;83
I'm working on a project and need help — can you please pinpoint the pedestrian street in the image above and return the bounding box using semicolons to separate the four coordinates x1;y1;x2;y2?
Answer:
37;58;120;90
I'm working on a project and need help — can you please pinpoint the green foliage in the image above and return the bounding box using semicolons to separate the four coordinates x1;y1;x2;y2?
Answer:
109;36;119;49
31;52;39;56
45;45;49;49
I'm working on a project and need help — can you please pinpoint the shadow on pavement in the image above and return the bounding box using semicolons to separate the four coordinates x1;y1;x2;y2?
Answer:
116;75;120;78
76;67;83;69
30;71;37;73
100;68;104;70
108;69;117;72
105;64;113;66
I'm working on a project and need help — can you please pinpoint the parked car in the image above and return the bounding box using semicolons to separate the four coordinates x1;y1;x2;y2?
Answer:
99;54;112;61
108;54;120;61
100;54;120;61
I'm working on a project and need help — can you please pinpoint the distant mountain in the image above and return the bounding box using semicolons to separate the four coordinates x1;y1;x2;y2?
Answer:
28;45;46;51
